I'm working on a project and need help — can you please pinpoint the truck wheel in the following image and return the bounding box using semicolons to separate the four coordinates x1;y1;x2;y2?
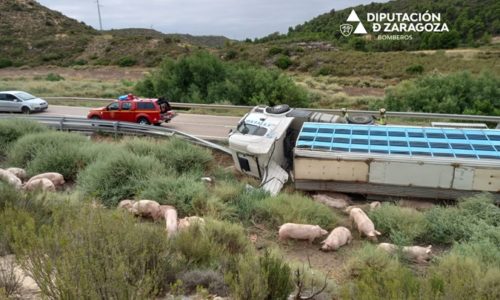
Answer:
137;117;150;125
266;104;290;114
21;106;31;114
91;116;101;120
347;115;374;124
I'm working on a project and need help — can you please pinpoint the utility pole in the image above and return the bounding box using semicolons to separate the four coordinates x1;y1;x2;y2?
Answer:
96;0;103;30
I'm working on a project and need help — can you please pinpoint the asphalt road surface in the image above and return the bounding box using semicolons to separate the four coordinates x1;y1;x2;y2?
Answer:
13;105;243;140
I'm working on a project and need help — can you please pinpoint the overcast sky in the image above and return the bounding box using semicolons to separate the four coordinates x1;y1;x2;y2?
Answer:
37;0;382;40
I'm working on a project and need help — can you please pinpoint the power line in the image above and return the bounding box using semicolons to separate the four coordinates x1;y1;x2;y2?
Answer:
96;0;103;30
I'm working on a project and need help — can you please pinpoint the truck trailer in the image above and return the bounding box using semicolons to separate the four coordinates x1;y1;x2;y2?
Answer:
228;105;500;201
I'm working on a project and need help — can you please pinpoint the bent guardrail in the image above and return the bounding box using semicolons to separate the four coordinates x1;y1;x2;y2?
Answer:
0;115;231;155
44;96;500;124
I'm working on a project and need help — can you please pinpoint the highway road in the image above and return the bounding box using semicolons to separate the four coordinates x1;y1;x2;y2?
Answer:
27;105;243;140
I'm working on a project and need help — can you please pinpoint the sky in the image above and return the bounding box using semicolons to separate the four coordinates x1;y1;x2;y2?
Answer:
37;0;382;40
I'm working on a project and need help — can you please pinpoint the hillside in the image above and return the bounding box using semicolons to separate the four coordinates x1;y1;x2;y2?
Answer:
258;0;500;51
0;0;228;68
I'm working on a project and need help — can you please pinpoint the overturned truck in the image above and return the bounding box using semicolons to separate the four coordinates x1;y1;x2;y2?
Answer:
228;105;500;201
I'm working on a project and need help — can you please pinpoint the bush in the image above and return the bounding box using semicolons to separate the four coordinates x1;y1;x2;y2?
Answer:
385;71;500;115
135;51;310;107
77;153;163;207
228;188;269;224
0;119;48;156
424;206;472;244
205;219;250;255
275;55;292;70
254;193;337;229
342;244;421;299
268;47;283;56
405;64;424;75
178;269;229;296
139;174;206;216
260;251;293;300
0;257;23;298
226;253;268;300
0;58;13;69
368;203;427;244
12;207;171;299
117;56;137;67
45;73;65;81
172;223;220;268
26;142;89;181
162;138;212;174
7;131;87;169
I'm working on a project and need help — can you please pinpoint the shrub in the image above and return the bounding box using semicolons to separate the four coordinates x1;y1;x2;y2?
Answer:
275;55;293;70
0;58;13;69
342;244;421;299
162;138;213;174
26;142;89;181
117;56;137;67
226;253;268;300
172;222;221;268
139;174;206;216
77;153;163;207
424;206;472;244
385;71;500;115
228;188;269;224
268;47;283;56
0;119;48;156
192;196;236;220
405;64;424;74
134;51;310;108
205;219;250;255
254;193;337;229
260;251;293;300
178;269;229;296
0;257;23;298
45;73;65;81
7;131;87;169
12;207;172;299
368;203;427;244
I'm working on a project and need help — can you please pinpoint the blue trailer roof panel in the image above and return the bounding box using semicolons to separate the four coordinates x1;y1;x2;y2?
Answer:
297;123;500;160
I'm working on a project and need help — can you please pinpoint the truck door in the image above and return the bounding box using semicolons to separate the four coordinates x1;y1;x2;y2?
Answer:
119;101;134;122
102;102;120;120
235;153;261;179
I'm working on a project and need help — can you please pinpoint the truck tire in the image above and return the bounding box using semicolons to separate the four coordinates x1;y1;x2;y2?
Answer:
91;115;101;120
21;106;31;114
347;115;374;124
266;104;290;114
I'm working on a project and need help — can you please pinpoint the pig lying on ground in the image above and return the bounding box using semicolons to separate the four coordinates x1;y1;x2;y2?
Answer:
155;205;175;221
118;200;136;211
27;172;65;187
178;216;205;231
312;194;350;209
349;207;381;241
278;223;328;243
377;243;433;263
6;168;27;181
320;226;352;251
369;201;381;210
164;207;178;237
130;200;161;219
0;169;22;189
23;178;56;192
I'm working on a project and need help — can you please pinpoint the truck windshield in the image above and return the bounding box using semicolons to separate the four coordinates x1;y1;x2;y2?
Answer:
237;123;267;136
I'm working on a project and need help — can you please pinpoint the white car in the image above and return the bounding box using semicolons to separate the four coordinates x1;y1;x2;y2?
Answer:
0;91;49;113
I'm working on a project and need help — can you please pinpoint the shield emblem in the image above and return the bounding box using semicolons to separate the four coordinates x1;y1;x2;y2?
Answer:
340;24;353;37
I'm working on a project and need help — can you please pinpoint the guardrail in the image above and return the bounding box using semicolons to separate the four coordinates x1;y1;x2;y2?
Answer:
0;115;231;155
44;96;500;124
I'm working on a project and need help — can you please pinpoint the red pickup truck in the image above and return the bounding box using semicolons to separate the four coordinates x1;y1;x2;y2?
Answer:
87;99;175;125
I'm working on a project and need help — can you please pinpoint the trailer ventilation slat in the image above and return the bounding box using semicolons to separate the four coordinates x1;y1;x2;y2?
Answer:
297;123;500;161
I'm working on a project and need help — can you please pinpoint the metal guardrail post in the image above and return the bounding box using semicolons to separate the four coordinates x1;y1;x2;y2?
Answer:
59;117;65;131
113;122;118;137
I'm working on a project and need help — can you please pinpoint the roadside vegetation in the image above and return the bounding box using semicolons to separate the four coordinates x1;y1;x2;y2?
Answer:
0;119;499;299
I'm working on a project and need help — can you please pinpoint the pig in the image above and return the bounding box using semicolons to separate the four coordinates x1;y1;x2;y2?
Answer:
403;245;433;263
154;205;176;221
164;207;178;237
320;226;352;251
23;178;56;192
312;194;350;209
118;200;136;211
0;169;22;190
369;201;381;211
377;243;433;264
27;172;65;187
377;242;398;254
6;168;27;181
178;216;205;231
130;200;161;219
278;223;328;243
349;207;381;241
